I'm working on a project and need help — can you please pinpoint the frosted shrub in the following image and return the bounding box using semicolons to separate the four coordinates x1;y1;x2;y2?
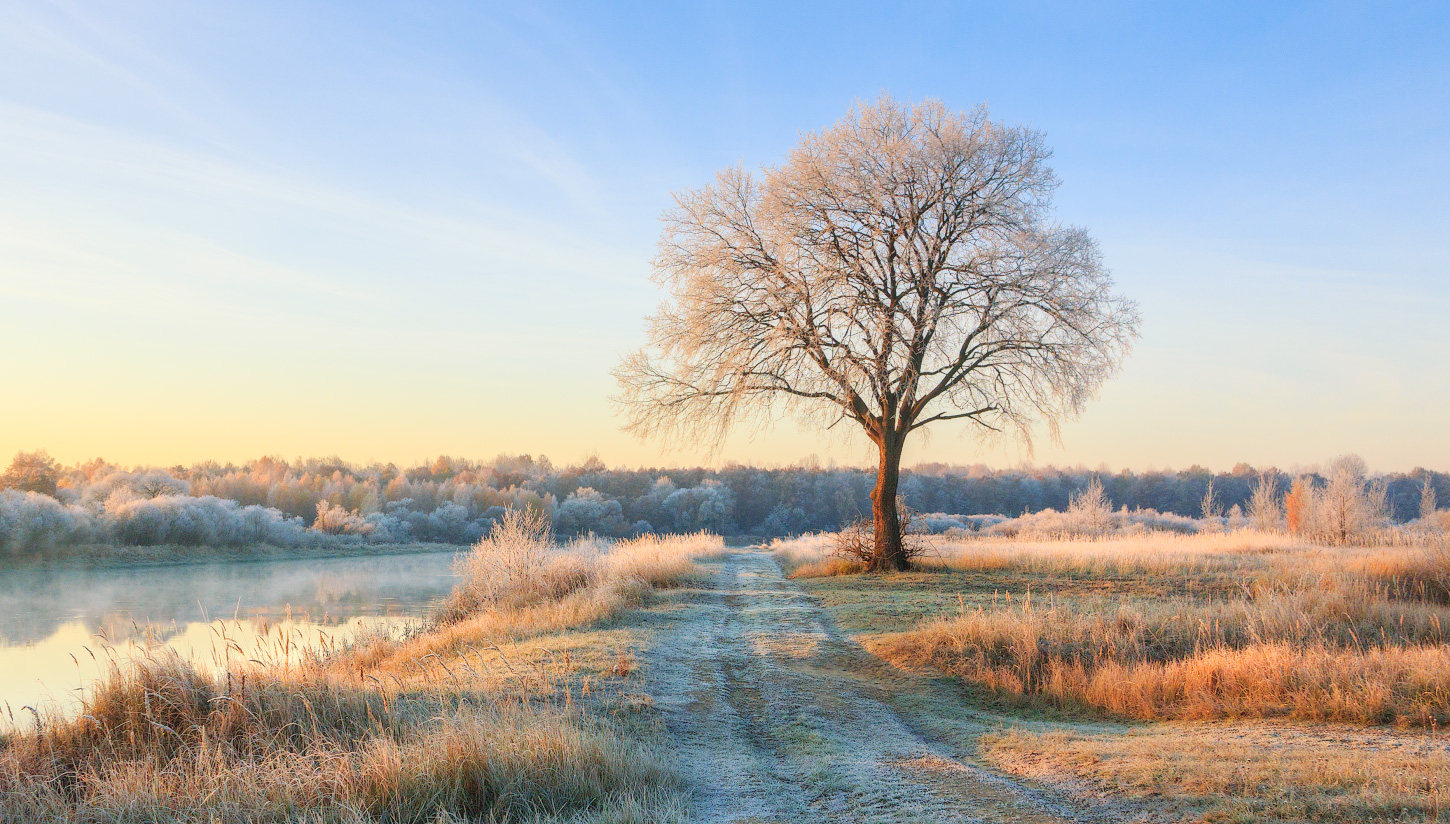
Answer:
1247;472;1283;531
2;489;327;553
440;510;718;624
982;505;1201;540
1290;457;1391;545
1418;510;1450;533
1066;478;1113;535
106;494;317;547
311;500;375;536
758;504;810;537
1227;504;1247;530
449;508;557;614
917;513;1008;533
419;501;488;543
981;479;1122;539
367;502;493;544
661;481;736;534
555;487;629;537
0;490;96;554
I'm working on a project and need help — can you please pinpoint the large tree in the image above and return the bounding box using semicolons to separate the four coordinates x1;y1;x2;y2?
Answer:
616;97;1139;570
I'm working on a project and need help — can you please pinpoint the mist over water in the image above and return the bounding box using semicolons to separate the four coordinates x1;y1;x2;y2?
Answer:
0;550;461;720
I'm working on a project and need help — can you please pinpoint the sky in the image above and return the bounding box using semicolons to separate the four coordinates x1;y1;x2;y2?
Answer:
0;1;1446;473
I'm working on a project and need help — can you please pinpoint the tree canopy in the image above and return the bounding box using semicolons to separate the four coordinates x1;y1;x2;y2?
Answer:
617;96;1140;569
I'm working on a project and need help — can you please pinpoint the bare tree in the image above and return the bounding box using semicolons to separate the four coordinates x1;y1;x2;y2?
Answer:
1067;477;1113;535
1314;455;1387;545
1247;471;1283;532
1200;479;1221;520
616;97;1139;570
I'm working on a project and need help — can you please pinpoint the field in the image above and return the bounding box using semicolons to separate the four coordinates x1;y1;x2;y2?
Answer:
5;516;1449;822
776;529;1450;822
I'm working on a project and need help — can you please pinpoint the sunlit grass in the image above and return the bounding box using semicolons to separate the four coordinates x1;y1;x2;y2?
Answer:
782;527;1450;822
782;529;1450;724
981;723;1449;823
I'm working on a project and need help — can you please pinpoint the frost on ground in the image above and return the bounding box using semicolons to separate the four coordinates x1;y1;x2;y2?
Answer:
638;548;1103;824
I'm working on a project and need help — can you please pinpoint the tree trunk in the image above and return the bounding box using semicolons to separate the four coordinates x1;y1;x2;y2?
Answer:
870;436;909;571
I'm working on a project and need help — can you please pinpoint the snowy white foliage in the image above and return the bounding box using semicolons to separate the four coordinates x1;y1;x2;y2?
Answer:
980;506;1203;539
915;513;1009;533
107;494;319;547
0;489;321;556
555;487;630;537
0;490;97;552
0;450;1443;556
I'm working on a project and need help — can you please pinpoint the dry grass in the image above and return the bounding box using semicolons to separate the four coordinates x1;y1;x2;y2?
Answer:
884;621;1450;724
437;510;719;629
981;723;1450;823
782;528;1450;590
782;527;1450;821
1;652;683;823
786;529;1450;725
0;518;725;822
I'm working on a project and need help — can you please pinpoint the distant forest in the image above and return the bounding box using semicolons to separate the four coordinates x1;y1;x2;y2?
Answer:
1;451;1445;553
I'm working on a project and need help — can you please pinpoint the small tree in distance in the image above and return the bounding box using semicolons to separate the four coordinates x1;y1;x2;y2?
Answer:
1247;472;1282;531
616;96;1140;571
1285;477;1312;535
1200;479;1221;520
1067;477;1113;535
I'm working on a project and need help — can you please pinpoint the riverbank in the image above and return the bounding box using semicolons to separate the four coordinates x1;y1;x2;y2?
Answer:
0;526;721;822
0;540;463;571
1;533;771;571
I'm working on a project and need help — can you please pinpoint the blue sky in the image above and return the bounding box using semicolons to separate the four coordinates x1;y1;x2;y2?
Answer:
1;1;1446;471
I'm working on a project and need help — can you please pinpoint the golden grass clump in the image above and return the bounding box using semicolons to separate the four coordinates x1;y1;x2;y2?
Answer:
437;508;721;630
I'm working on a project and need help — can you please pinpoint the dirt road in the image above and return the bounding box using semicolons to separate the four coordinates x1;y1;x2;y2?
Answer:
639;548;1103;824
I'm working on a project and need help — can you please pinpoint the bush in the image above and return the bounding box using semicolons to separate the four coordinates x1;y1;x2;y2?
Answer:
0;490;95;555
107;494;320;547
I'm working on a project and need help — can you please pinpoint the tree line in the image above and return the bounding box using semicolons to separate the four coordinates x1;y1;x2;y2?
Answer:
1;449;1444;555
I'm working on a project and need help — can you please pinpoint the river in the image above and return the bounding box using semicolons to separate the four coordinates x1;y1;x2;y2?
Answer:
0;548;463;724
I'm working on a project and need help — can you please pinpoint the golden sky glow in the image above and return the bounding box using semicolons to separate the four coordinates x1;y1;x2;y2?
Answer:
2;4;1446;473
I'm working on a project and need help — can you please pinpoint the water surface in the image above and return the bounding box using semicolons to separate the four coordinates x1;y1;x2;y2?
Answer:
0;549;462;722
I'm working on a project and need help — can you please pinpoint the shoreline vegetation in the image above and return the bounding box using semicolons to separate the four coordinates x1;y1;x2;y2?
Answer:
0;513;723;822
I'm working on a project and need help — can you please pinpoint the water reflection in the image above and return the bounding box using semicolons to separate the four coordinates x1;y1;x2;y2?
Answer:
0;550;462;721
